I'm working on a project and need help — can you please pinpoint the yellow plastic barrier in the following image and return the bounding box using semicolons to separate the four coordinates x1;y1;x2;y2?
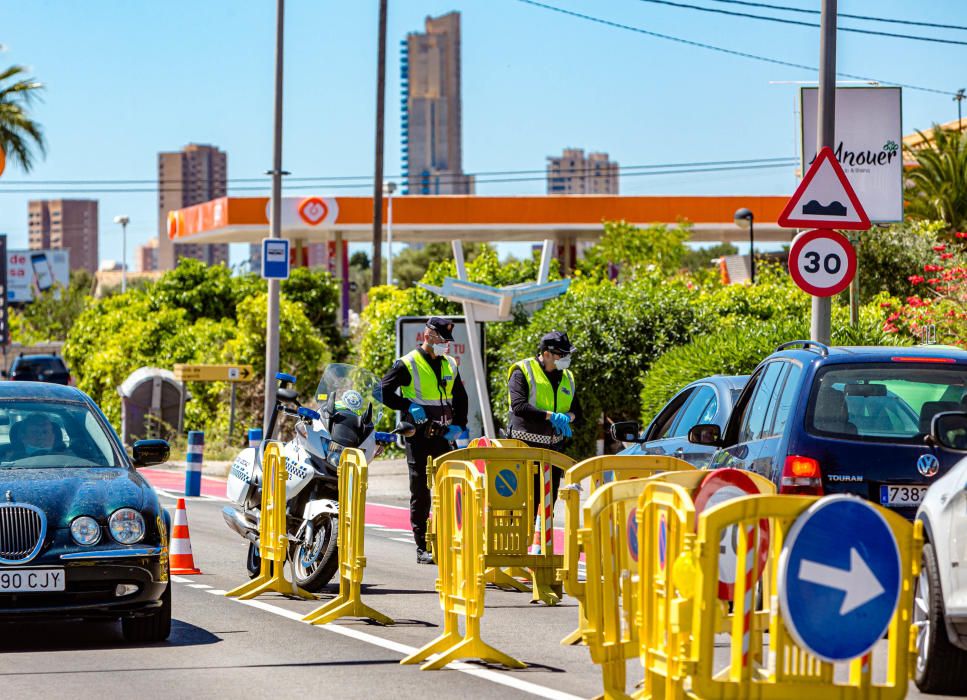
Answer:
401;458;525;670
639;493;922;700
226;442;313;600
302;448;393;626
558;455;696;645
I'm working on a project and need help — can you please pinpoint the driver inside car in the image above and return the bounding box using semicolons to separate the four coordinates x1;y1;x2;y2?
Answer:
10;414;67;459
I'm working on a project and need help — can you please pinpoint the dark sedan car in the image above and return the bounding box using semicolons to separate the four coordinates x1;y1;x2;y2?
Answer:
8;354;72;385
0;382;171;642
612;375;749;466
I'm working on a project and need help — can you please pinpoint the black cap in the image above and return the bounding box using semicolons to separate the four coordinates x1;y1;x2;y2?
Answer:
426;316;455;342
539;330;574;355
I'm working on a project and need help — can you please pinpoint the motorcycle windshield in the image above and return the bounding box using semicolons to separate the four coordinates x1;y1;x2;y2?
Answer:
314;363;384;424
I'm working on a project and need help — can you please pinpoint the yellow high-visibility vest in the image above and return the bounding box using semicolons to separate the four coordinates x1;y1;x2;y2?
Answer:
399;349;458;407
509;357;574;413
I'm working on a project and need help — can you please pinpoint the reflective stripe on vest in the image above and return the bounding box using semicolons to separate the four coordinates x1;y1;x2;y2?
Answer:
509;357;574;413
399;349;457;406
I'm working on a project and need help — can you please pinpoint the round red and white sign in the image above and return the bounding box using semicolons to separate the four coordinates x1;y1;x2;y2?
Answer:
788;229;856;297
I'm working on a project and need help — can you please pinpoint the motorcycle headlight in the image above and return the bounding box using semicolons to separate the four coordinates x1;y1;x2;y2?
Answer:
327;445;344;468
109;508;145;545
70;516;101;546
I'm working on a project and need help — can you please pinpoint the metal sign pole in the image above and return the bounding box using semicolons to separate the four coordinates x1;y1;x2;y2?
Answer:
811;0;836;344
264;0;285;433
229;382;237;445
452;241;496;437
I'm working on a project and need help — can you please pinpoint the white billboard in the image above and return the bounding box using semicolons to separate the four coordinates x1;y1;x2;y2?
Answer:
395;316;486;442
801;87;903;223
8;249;70;303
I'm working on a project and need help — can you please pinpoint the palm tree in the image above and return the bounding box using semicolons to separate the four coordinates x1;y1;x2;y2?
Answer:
905;125;967;232
0;65;46;173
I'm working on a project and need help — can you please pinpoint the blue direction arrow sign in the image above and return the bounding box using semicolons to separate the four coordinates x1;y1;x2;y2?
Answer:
778;495;901;662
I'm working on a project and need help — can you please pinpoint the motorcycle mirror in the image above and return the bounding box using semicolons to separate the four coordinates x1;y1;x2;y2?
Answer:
394;421;416;438
361;402;373;429
326;393;336;432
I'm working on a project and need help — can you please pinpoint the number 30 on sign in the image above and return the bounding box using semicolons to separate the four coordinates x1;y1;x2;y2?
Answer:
788;229;857;297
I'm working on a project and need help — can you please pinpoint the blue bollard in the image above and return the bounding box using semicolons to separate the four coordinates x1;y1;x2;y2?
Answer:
248;428;263;450
185;431;204;497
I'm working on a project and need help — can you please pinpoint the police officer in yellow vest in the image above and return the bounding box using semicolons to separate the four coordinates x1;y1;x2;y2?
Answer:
381;317;468;564
507;331;581;516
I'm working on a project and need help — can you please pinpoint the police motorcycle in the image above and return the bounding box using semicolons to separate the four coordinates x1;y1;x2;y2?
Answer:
223;363;404;592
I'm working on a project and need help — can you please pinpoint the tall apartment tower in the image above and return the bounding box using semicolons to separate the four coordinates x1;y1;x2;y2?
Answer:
27;199;99;273
546;149;620;195
157;143;229;270
401;12;474;195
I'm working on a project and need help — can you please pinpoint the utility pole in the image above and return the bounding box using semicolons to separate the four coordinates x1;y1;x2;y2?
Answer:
956;89;966;131
264;0;285;434
811;0;836;344
371;0;388;288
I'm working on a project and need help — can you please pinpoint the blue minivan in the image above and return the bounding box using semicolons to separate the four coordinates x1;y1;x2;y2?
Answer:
688;340;967;520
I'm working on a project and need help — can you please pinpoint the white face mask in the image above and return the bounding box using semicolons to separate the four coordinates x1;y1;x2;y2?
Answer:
432;343;449;355
555;356;571;370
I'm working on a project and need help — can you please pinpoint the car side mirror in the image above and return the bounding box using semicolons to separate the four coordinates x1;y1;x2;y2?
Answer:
132;439;170;467
610;420;645;444
688;423;722;447
931;411;967;451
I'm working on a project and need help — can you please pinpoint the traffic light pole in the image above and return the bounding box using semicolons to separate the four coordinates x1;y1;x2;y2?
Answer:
811;0;836;345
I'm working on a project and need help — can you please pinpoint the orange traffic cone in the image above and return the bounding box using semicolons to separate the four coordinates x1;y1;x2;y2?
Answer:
170;498;202;575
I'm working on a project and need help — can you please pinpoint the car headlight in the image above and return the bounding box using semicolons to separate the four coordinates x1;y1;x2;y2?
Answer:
327;445;344;468
109;508;145;544
70;516;101;546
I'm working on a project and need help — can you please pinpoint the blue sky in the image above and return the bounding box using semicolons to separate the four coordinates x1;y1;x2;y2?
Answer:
1;0;966;267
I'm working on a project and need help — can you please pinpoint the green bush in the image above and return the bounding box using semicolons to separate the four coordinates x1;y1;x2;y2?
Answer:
855;220;945;303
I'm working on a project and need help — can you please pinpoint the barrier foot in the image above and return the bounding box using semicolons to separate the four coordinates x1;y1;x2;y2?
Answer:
560;626;585;646
484;567;530;592
419;635;526;671
401;632;461;666
225;572;314;601
303;592;394;626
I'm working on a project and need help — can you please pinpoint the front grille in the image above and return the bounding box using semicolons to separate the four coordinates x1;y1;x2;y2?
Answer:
0;504;45;564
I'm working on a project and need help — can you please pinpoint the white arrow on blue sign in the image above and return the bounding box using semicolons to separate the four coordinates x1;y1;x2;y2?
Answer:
777;495;901;663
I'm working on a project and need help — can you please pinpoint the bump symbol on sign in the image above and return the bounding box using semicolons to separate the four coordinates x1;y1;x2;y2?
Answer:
495;469;518;498
298;197;329;226
627;508;639;562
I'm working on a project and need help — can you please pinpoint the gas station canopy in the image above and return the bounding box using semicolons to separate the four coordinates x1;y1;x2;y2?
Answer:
166;194;791;245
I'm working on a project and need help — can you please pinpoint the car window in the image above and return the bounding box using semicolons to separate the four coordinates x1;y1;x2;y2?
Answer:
0;400;119;468
669;385;717;438
13;357;66;373
739;362;785;443
768;363;803;437
649;388;694;440
809;363;967;442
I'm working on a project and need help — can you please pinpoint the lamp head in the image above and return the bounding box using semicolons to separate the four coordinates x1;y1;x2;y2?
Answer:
383;182;397;196
113;215;130;226
733;207;753;229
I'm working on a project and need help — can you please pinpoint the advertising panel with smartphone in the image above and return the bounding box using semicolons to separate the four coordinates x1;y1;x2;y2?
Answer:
8;249;70;302
396;316;486;443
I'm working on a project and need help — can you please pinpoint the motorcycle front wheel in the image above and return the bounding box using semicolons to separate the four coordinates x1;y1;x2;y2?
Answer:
290;514;339;592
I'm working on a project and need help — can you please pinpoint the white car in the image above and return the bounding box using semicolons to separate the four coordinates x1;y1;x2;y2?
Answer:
914;411;967;695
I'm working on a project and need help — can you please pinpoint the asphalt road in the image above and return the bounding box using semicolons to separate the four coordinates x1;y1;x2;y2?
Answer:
0;481;958;699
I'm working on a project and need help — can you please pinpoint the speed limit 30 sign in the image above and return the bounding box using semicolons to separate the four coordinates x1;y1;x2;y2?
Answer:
788;229;856;297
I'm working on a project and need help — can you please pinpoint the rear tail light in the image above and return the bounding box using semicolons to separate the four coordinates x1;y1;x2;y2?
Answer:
780;455;824;495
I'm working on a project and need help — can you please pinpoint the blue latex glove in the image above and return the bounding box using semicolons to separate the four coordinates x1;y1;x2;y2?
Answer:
444;425;464;442
551;412;572;438
409;403;428;424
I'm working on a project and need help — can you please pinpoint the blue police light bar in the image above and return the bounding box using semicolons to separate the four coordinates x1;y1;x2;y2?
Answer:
297;407;321;421
276;372;297;384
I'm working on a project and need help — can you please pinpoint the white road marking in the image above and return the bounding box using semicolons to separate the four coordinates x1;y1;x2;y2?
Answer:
206;589;228;595
171;575;195;584
187;583;212;589
229;595;583;700
390;538;412;544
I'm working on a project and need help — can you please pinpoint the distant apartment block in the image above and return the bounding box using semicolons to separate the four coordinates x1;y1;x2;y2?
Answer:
401;12;474;195
136;237;159;272
546;149;619;195
157;144;229;270
27;199;99;273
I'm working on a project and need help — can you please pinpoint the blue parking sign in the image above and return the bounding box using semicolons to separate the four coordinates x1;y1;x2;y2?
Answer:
777;495;901;662
262;238;289;280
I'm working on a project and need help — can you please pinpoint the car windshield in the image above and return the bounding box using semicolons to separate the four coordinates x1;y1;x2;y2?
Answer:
808;363;967;442
15;357;65;373
0;400;120;468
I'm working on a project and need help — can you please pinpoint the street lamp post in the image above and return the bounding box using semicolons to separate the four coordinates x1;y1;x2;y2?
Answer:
733;208;755;284
113;215;129;292
384;181;397;285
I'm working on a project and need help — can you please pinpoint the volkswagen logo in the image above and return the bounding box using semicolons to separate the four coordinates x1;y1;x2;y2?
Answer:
917;454;941;478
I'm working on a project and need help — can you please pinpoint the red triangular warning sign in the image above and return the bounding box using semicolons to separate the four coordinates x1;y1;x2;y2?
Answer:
778;146;871;230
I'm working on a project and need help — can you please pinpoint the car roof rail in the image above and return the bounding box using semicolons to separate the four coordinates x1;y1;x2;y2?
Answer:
775;339;830;357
